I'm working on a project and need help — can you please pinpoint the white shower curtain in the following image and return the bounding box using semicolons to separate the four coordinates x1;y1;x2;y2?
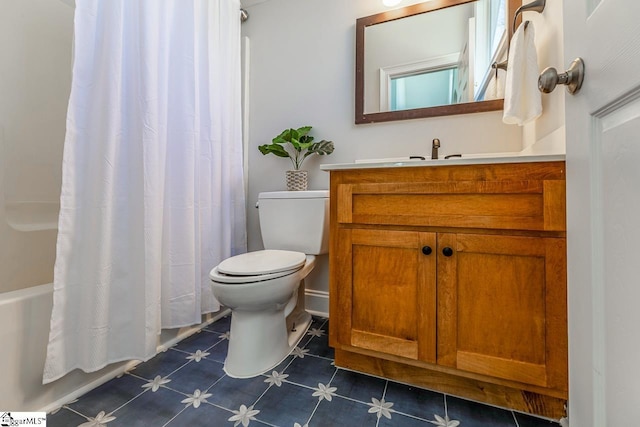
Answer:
44;0;246;383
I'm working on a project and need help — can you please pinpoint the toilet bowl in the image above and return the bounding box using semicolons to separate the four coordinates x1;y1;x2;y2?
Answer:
210;250;315;378
209;190;329;378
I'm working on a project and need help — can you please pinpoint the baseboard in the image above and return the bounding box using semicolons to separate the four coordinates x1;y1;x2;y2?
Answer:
305;289;329;318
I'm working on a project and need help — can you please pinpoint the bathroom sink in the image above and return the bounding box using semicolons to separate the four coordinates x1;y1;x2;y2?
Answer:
354;152;521;164
353;155;468;164
354;156;432;164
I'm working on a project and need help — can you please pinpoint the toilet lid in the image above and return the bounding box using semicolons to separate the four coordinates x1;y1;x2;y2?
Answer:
217;249;306;276
209;266;297;284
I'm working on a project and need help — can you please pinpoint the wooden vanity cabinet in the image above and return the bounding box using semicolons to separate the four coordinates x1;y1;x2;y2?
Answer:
436;232;567;391
328;162;568;419
335;229;437;363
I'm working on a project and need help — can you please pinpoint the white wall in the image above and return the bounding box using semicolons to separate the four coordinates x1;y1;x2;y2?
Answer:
241;0;523;313
521;0;566;150
0;0;73;293
0;0;71;204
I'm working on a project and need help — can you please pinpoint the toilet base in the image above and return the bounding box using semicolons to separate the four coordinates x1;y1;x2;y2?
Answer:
223;305;312;379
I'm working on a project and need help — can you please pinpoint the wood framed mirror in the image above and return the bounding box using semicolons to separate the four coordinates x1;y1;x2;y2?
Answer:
355;0;520;124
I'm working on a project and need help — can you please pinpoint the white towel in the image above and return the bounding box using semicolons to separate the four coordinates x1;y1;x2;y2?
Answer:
503;22;541;125
485;69;505;100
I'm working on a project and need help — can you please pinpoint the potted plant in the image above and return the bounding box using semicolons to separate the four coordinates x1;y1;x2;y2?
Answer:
258;125;334;191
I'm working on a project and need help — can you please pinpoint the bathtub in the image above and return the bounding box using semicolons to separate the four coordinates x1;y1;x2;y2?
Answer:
0;201;138;412
0;282;229;412
0;283;132;411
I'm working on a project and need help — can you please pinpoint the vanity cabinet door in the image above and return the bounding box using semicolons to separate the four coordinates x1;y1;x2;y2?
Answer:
334;228;437;363
436;233;567;391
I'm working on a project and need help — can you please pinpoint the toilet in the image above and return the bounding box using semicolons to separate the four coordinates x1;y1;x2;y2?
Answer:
209;190;329;378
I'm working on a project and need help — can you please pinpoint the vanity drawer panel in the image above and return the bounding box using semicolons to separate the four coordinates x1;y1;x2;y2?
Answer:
337;180;565;231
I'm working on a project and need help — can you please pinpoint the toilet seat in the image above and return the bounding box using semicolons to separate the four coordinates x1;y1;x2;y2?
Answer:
211;249;307;284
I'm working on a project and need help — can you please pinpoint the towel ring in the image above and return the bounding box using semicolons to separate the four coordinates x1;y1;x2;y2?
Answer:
511;0;545;33
491;0;546;71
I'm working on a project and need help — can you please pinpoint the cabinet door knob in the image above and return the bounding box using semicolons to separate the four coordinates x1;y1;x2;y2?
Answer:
421;246;433;255
442;247;454;257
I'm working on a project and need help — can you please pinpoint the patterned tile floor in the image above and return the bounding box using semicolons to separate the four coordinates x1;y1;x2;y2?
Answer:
48;316;561;427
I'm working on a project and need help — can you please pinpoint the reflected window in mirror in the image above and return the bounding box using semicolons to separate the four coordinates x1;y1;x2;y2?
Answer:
474;0;507;101
355;0;518;124
390;66;458;111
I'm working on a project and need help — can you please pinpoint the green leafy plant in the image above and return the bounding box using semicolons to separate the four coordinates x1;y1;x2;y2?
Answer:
258;126;334;170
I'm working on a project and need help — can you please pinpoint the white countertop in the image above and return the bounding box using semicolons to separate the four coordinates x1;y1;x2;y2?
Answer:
320;153;565;171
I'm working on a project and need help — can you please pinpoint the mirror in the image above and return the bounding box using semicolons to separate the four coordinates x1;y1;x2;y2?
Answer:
356;0;519;124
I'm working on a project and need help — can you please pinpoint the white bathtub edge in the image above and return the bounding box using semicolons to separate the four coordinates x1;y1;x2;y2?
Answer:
39;360;139;413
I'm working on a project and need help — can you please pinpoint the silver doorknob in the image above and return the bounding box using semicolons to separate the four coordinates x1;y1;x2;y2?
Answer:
538;57;585;94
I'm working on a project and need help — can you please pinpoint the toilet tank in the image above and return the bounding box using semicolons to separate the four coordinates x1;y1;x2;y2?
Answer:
258;190;329;255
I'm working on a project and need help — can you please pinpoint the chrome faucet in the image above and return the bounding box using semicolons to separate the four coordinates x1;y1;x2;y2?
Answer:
431;138;440;160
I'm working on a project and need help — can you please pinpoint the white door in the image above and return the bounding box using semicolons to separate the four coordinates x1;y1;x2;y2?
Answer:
564;0;640;426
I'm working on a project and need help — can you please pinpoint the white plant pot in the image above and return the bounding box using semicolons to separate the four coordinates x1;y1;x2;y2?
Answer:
286;170;308;191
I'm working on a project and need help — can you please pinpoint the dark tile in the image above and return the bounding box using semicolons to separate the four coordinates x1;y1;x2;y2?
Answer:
47;407;90;427
331;369;386;404
132;349;191;380
253;381;319;426
378;412;432;427
165;402;233;427
166;358;225;394
205;338;229;363
310;317;328;331
446;395;517;427
273;354;296;373
298;317;327;348
295;335;314;353
383;381;444;420
173;329;222;353
311;339;334;360
305;317;329;337
515;412;561;427
305;321;334;359
285;354;336;388
311;316;328;330
309;395;374;427
109;387;186;426
204;314;231;334
206;374;270;410
55;314;550;427
67;374;146;415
